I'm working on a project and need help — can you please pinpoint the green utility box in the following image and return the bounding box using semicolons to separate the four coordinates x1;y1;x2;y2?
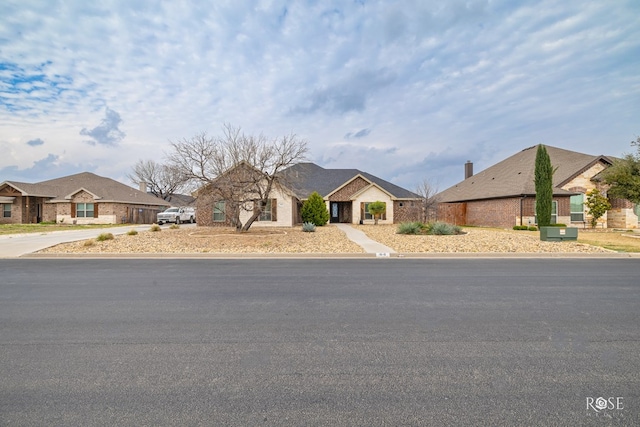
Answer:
539;226;579;241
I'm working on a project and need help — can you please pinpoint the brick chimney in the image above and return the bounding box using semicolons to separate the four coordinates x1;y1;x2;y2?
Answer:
139;182;147;192
465;161;473;179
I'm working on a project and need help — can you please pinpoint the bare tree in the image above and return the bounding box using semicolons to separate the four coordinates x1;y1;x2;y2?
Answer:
415;178;440;222
168;124;308;231
128;159;188;201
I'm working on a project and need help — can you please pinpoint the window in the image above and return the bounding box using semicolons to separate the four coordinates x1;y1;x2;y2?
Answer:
363;202;386;221
2;204;10;218
213;201;226;222
259;199;272;221
570;194;585;222
534;200;558;224
76;203;94;218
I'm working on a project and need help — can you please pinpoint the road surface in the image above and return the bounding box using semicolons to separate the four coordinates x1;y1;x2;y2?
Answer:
1;259;638;425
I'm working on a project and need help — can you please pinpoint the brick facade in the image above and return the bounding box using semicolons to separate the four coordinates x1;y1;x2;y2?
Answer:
328;177;369;201
438;196;575;228
393;200;422;223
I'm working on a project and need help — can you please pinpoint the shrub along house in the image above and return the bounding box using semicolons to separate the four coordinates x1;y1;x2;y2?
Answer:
196;162;422;227
436;145;639;229
0;172;170;224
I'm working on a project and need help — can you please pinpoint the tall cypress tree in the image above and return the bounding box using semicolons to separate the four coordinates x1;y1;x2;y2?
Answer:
534;144;554;226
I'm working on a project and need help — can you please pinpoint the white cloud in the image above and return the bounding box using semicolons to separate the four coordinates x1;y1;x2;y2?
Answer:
0;0;638;190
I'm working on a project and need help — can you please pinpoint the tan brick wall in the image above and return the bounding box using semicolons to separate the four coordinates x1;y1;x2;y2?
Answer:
328;177;369;201
352;186;393;224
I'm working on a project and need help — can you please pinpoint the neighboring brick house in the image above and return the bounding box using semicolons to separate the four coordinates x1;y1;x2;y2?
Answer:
0;172;170;224
196;162;422;227
436;145;639;229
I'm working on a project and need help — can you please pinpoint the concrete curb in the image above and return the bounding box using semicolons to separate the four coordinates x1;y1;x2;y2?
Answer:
20;251;640;260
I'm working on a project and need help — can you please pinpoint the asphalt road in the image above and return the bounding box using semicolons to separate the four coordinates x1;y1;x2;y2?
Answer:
1;259;638;426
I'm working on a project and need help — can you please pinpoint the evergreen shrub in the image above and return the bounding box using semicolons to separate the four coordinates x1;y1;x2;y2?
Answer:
301;192;329;226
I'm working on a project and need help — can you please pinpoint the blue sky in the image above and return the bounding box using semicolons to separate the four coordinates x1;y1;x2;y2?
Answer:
1;0;639;192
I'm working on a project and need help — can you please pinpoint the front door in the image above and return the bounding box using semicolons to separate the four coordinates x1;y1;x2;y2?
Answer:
330;202;352;223
330;202;339;223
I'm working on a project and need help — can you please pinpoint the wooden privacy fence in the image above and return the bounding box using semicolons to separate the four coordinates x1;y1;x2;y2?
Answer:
126;208;163;224
437;202;467;225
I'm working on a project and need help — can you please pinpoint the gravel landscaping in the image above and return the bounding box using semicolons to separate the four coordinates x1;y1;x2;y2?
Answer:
354;225;613;253
36;224;614;254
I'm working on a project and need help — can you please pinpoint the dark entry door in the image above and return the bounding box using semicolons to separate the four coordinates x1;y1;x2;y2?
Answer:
330;202;339;223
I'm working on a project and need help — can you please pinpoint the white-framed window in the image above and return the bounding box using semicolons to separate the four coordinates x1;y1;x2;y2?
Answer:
534;200;558;224
570;194;585;222
76;203;94;218
213;201;226;222
2;204;10;218
363;202;386;221
259;199;272;221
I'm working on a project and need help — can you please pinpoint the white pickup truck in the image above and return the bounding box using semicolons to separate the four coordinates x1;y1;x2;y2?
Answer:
157;207;196;225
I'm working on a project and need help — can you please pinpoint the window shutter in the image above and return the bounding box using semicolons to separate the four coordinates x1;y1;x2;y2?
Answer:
71;203;76;218
253;200;259;215
272;198;277;222
94;203;99;218
360;202;364;220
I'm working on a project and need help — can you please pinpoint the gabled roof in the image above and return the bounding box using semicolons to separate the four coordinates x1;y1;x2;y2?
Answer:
282;162;420;200
163;193;196;206
437;145;615;203
1;172;170;206
0;181;58;198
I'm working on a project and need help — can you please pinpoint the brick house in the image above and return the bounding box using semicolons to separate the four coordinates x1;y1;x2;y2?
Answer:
196;162;422;227
436;145;639;229
0;172;170;224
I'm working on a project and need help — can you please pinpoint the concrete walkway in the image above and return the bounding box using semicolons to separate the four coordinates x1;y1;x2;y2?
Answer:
333;223;396;255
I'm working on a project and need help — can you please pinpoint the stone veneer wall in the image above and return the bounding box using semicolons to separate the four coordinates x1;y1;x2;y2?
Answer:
608;198;638;228
328;177;369;202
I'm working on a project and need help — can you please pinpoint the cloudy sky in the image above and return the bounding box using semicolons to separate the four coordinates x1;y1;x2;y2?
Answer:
1;0;639;192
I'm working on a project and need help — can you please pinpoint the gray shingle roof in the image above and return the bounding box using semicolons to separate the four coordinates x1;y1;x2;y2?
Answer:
437;145;614;203
2;172;170;206
282;163;420;199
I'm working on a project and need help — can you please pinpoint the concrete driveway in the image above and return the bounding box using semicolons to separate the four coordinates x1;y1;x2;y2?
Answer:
0;224;196;258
